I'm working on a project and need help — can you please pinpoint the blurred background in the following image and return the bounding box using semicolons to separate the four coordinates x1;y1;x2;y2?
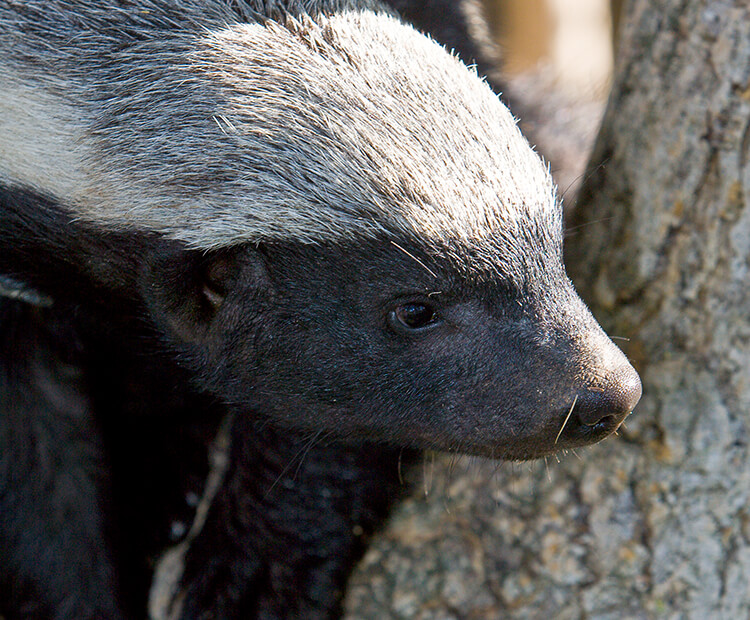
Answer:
482;0;619;213
491;0;616;98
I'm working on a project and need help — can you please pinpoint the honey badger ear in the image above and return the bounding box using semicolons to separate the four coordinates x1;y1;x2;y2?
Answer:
139;241;265;344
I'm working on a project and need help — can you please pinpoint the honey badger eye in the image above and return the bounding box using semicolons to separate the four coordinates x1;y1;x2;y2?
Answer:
389;302;440;333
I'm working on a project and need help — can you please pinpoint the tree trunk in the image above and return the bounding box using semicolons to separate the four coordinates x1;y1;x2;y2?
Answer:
565;0;750;614
345;1;750;617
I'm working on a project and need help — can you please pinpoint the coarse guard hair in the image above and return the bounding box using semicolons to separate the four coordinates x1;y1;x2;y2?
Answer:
0;0;557;256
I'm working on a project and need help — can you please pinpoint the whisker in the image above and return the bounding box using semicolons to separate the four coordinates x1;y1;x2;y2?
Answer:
447;451;458;483
560;157;610;203
292;429;333;480
555;395;578;445
264;429;326;498
564;216;614;236
423;451;435;496
390;240;438;278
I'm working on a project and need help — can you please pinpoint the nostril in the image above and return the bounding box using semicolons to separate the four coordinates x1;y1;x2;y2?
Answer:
575;364;642;428
586;413;616;433
553;361;642;447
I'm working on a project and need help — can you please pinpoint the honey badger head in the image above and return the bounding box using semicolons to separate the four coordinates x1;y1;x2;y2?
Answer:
0;1;640;458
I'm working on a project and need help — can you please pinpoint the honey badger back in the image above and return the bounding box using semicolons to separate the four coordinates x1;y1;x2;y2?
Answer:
0;1;641;618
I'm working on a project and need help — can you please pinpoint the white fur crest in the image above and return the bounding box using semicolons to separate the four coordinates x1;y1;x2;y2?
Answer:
0;1;558;253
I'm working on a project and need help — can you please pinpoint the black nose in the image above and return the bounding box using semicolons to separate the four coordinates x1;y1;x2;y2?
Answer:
555;360;642;448
572;362;642;434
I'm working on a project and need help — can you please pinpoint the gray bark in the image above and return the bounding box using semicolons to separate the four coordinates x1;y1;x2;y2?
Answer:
344;1;750;618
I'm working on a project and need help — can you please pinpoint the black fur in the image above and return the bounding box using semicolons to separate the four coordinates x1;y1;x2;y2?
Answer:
0;186;410;618
0;187;214;617
0;294;402;619
0;300;123;619
179;419;405;619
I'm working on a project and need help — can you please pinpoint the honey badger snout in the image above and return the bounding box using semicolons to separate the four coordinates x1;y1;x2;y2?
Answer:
554;325;642;447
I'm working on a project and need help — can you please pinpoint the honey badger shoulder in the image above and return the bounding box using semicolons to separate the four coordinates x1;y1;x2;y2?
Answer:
0;1;641;619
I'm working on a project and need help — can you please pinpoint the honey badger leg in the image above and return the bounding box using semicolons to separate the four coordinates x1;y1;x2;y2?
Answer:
0;301;125;620
176;417;405;619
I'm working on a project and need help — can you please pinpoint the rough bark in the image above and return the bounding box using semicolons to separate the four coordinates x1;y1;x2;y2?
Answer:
344;1;750;617
566;0;750;614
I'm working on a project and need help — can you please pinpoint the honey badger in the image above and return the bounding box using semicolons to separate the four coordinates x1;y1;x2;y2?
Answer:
0;0;641;618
